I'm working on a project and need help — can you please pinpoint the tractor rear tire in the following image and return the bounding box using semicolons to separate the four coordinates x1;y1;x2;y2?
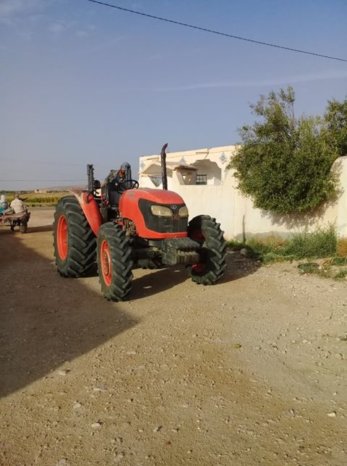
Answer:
188;215;226;285
97;222;133;301
53;196;96;277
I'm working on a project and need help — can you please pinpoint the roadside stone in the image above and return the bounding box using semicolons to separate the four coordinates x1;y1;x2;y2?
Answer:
232;343;242;349
114;452;125;463
55;460;70;466
91;422;103;429
93;386;107;392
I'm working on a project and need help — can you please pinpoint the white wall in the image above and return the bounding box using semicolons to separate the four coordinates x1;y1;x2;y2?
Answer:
139;148;347;241
336;157;347;238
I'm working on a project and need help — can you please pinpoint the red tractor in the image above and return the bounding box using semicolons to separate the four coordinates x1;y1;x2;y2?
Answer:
53;144;226;301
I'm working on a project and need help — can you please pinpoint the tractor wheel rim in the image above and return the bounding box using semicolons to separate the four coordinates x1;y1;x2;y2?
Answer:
192;262;206;275
190;229;205;244
100;240;112;286
57;215;68;260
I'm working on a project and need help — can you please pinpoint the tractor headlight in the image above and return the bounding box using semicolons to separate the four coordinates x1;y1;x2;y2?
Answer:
150;205;173;217
178;206;189;218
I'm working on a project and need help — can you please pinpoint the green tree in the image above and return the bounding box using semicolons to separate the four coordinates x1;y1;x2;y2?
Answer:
229;87;339;214
324;98;347;156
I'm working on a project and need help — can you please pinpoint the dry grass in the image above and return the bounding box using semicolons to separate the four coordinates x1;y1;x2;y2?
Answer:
337;238;347;257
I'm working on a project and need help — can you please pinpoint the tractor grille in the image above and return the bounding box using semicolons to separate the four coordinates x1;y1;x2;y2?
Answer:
139;199;188;233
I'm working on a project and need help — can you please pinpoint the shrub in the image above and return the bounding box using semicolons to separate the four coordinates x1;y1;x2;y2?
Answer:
282;227;337;259
324;98;347;157
334;269;347;280
298;262;320;274
229;87;339;214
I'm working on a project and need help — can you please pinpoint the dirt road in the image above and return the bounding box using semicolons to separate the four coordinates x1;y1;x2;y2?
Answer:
1;208;346;465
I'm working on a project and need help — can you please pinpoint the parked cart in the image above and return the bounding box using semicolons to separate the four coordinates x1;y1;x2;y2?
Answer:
0;210;31;233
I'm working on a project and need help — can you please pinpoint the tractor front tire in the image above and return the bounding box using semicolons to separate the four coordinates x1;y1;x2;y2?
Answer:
53;196;96;277
188;215;227;285
97;223;133;301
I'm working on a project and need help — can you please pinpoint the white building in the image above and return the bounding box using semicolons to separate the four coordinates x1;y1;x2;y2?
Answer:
139;145;347;241
139;145;236;190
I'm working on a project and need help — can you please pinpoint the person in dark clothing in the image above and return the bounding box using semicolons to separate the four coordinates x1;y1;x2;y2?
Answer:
102;162;133;207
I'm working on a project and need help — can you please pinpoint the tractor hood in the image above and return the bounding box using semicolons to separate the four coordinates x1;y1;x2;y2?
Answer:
119;188;188;239
120;188;185;206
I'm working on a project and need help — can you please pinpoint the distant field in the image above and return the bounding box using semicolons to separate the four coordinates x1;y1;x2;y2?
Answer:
24;191;70;206
4;191;70;207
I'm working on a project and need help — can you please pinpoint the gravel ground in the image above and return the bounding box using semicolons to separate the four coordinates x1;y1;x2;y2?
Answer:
0;207;346;466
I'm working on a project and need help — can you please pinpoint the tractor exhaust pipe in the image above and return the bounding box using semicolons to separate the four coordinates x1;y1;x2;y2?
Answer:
87;164;95;193
161;143;168;190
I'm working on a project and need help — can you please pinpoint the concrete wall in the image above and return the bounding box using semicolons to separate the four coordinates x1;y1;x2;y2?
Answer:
336;157;347;238
139;147;347;241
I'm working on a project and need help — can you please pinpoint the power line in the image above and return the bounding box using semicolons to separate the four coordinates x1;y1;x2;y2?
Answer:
86;0;347;63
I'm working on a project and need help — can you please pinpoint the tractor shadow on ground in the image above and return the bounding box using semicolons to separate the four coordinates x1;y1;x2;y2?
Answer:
129;250;262;300
130;267;188;300
221;250;262;283
0;230;138;398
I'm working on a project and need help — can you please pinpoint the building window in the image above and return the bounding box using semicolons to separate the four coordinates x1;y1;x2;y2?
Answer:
149;176;162;187
196;174;207;185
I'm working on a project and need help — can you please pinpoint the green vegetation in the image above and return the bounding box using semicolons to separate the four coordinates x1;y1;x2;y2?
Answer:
23;194;65;206
324;98;347;157
330;256;347;266
228;227;347;280
333;269;347;280
297;262;320;274
228;227;338;263
298;260;347;281
229;88;343;215
280;227;337;259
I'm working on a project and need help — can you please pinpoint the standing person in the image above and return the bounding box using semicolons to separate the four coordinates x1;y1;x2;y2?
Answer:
0;194;8;214
10;193;26;214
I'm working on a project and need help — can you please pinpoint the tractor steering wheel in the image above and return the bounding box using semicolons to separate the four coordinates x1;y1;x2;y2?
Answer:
120;179;139;190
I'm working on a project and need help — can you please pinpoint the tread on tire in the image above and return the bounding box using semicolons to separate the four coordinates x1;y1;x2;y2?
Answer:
53;196;96;277
97;222;133;301
188;215;227;285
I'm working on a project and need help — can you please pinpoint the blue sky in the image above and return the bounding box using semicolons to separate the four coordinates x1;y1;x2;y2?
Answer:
1;0;347;190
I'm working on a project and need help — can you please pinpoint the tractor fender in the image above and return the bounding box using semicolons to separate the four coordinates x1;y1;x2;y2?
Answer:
71;190;102;236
